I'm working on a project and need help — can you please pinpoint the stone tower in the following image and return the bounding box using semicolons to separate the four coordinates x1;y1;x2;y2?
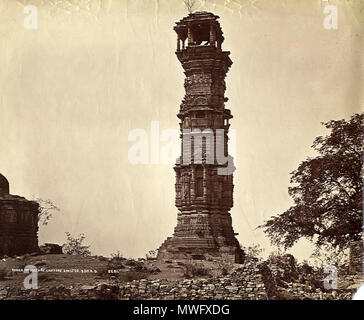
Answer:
158;12;244;263
0;173;39;256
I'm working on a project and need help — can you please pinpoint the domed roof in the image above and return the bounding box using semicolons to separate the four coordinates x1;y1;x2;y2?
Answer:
0;173;9;194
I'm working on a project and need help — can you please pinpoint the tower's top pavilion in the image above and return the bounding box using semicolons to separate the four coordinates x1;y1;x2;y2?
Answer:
174;11;225;49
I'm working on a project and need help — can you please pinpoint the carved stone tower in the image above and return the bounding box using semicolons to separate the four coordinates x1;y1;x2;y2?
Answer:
158;12;244;263
0;173;39;256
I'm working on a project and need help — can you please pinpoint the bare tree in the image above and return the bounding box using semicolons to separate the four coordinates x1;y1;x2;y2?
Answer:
35;198;60;226
184;0;197;13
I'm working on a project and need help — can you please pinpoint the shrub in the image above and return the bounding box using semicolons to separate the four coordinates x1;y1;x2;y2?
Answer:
63;232;91;256
110;251;125;264
107;251;126;272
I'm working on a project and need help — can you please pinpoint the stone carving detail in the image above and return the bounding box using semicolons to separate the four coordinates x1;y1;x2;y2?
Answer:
193;96;209;105
158;12;244;263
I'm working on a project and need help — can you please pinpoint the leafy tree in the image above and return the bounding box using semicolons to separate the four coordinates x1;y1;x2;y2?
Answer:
261;113;363;250
63;232;91;256
310;244;349;269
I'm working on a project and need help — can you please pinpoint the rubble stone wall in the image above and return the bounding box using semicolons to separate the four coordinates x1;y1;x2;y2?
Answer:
118;262;273;300
3;261;276;300
349;240;363;274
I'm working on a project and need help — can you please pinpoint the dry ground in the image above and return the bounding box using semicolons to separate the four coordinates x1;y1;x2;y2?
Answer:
0;254;361;300
0;254;233;291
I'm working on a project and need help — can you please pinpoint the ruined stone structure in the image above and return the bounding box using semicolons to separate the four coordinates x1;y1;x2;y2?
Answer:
1;260;276;300
158;12;244;263
349;240;363;274
0;173;39;256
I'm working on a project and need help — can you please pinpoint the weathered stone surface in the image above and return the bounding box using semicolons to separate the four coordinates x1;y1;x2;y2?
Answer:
158;12;244;264
39;243;63;255
1;260;273;300
0;173;39;257
349;240;363;274
0;256;360;300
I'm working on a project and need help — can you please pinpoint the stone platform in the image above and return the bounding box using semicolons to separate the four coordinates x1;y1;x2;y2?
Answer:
158;211;244;263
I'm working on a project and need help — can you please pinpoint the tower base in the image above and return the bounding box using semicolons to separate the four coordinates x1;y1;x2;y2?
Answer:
157;212;245;264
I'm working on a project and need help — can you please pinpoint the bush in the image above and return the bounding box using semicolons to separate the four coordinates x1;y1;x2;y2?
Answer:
110;251;125;264
107;251;126;272
63;232;91;256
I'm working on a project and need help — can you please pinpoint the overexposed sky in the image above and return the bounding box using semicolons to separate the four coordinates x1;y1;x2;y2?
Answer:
0;0;363;260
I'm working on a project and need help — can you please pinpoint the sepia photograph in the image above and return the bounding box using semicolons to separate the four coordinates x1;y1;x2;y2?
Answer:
0;0;363;310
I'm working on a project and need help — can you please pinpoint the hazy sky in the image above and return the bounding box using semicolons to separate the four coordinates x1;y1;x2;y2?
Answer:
0;0;363;261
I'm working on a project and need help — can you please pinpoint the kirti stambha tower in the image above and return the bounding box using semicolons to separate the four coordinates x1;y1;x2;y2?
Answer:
158;12;244;263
